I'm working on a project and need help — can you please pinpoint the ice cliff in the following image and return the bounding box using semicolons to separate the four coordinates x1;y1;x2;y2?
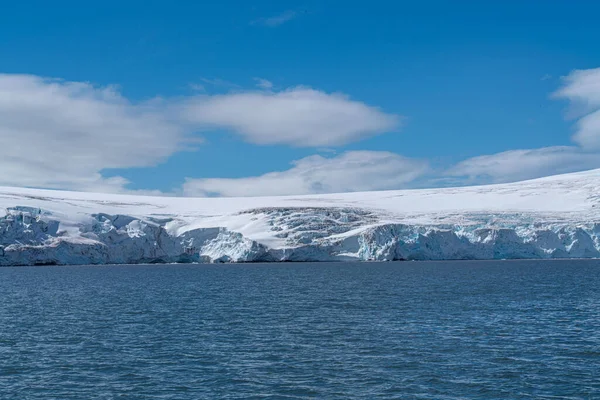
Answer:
1;169;600;265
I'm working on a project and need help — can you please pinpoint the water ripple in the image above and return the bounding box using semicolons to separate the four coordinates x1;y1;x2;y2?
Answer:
1;260;599;399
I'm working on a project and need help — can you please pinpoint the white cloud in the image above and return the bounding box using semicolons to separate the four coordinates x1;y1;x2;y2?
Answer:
253;77;273;90
555;68;600;108
181;87;400;147
572;110;600;150
180;66;600;194
183;151;429;197
445;67;600;186
554;68;600;149
0;74;192;192
5;66;600;196
0;73;399;192
445;146;600;184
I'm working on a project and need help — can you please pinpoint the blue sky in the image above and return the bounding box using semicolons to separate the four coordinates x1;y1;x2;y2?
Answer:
1;0;600;196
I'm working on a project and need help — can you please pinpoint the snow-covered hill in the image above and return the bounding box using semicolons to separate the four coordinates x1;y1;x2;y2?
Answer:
1;169;600;265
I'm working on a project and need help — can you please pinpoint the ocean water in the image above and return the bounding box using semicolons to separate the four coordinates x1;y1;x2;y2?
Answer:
0;260;599;399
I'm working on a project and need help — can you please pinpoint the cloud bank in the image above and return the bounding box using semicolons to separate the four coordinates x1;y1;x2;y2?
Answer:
0;74;189;192
183;151;429;197
0;73;399;192
446;146;600;184
2;66;600;196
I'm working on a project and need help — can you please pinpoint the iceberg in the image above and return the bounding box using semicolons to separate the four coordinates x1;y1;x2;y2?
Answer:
1;169;600;265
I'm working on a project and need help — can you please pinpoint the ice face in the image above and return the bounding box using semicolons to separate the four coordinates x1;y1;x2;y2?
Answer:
1;168;600;265
1;208;599;266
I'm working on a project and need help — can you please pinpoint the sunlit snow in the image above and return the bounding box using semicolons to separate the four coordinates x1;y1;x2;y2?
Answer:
1;169;600;265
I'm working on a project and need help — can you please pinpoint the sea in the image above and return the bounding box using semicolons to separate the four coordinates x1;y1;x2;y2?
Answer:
1;260;599;399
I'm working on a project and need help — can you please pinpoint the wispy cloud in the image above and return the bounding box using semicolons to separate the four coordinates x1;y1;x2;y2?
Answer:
199;77;241;89
253;77;273;90
252;10;299;27
188;83;205;92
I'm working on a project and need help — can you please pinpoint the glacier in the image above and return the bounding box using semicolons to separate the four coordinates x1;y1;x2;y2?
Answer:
1;169;600;265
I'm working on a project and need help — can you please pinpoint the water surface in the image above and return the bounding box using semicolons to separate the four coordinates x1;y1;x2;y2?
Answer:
1;260;599;399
